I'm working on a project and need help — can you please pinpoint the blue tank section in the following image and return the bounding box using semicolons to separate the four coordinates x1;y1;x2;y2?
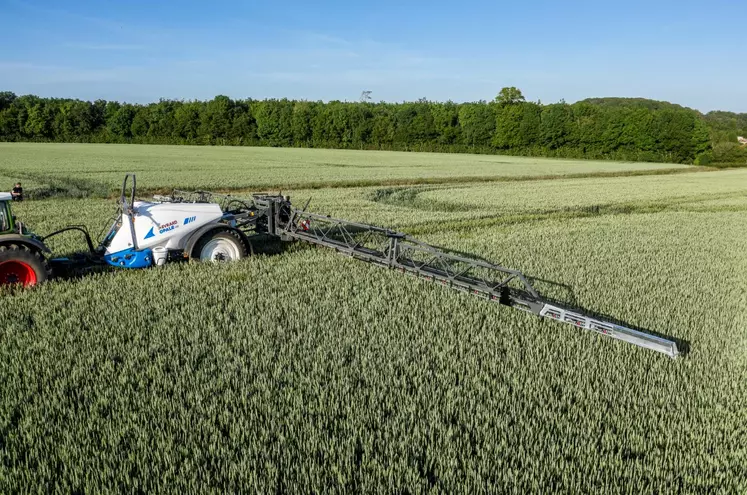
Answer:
104;247;154;269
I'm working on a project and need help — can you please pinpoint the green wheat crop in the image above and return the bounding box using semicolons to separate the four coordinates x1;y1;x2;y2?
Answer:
0;144;745;493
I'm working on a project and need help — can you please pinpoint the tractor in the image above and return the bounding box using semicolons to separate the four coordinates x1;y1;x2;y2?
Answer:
0;192;51;286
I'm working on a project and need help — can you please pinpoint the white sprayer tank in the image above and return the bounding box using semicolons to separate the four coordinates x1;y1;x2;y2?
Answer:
105;200;224;255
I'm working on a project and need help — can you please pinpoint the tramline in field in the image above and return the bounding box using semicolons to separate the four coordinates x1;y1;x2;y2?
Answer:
0;174;679;358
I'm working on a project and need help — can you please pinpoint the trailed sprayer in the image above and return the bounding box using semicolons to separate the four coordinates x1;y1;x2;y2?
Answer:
0;174;680;358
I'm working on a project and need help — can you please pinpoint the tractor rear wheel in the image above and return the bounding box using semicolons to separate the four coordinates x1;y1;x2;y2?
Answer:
0;244;49;287
192;229;249;262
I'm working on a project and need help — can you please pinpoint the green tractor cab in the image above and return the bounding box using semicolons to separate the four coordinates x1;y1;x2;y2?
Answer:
0;193;51;286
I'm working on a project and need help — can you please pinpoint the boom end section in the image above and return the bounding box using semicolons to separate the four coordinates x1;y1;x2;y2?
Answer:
539;304;680;358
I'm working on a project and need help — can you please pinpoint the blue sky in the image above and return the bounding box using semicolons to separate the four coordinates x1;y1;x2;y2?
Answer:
0;0;744;112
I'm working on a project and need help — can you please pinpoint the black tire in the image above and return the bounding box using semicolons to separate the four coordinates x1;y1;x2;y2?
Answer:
191;229;249;262
0;243;50;287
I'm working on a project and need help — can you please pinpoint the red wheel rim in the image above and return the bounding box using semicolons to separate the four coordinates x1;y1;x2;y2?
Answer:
0;260;38;286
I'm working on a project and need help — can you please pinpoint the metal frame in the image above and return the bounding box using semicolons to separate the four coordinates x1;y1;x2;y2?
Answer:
120;174;139;251
283;211;539;299
279;210;679;358
154;188;681;358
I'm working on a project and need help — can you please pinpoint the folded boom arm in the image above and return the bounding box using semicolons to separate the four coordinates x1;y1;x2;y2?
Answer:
279;209;680;358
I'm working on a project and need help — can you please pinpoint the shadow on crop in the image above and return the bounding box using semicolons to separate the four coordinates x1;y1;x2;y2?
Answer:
38;232;691;356
248;234;301;256
46;234;301;283
534;279;691;356
424;242;691;356
0;168;111;199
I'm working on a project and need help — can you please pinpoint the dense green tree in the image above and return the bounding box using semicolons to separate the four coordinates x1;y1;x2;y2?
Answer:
107;105;135;139
147;100;177;139
349;103;373;148
369;105;395;148
174;103;200;141
91;99;107;131
518;103;541;147
691;117;712;158
0;91;16;111
130;107;150;138
55;100;86;140
495;87;526;106
651;110;695;162
432;101;461;145
0;105;21;138
332;101;354;147
199;95;233;143
393;102;437;146
24;102;53;138
230;101;258;144
493;104;521;149
494;102;540;149
711;142;747;165
569;102;604;154
253;99;293;147
703;110;747;145
540;103;573;149
291;101;315;146
459;102;495;148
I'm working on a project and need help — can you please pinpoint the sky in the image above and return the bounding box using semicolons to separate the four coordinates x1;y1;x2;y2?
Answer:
0;0;744;112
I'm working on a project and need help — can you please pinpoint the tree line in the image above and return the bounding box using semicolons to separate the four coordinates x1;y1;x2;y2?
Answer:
1;88;741;165
697;109;747;166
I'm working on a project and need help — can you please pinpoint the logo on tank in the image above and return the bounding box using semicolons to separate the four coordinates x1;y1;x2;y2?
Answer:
158;220;178;233
144;220;179;239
